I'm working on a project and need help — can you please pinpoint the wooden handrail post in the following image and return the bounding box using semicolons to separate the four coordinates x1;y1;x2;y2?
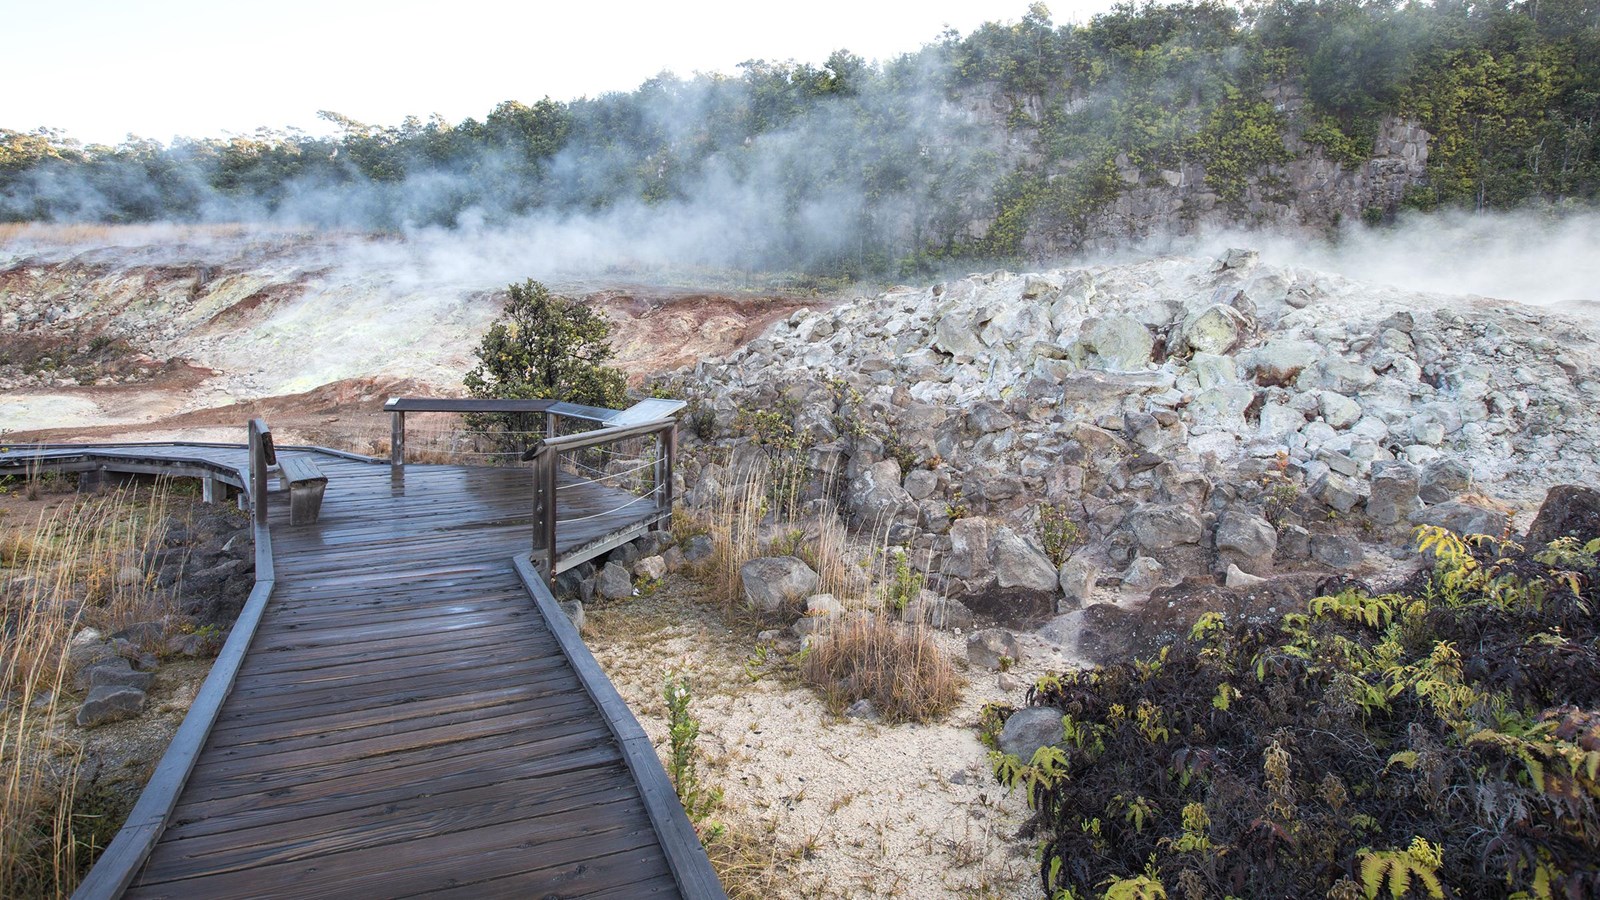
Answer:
529;445;559;581
659;424;676;532
247;418;274;526
545;411;556;440
390;409;406;467
543;449;558;578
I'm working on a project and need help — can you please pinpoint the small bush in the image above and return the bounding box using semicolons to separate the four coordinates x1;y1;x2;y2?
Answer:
1037;502;1085;567
880;548;924;611
663;673;722;832
801;613;962;723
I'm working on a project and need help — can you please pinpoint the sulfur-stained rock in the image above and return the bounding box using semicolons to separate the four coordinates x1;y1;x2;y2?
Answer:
1182;304;1253;356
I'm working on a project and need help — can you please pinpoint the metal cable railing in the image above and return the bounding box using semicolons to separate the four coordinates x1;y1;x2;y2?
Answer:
554;484;666;525
382;398;681;579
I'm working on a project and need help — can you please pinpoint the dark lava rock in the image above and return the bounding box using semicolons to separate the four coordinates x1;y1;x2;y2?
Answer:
999;706;1066;761
76;685;146;727
1526;485;1600;546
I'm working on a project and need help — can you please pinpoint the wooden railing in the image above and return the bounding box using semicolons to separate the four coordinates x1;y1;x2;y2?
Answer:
526;417;677;579
72;422;281;900
382;397;653;467
382;397;684;579
247;417;276;526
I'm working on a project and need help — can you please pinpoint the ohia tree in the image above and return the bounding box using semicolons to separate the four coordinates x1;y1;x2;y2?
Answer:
464;278;626;410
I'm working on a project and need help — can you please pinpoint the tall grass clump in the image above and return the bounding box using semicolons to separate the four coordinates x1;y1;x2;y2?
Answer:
703;461;776;606
1;483;181;896
801;613;963;724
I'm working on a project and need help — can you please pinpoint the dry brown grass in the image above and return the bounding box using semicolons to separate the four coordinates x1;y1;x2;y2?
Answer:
704;824;806;899
702;462;778;606
1;484;183;896
800;613;964;724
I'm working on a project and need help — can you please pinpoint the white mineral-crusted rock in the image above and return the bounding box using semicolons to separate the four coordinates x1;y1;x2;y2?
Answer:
1082;315;1154;371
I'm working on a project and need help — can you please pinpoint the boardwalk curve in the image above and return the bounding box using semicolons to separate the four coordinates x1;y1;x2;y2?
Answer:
1;439;723;899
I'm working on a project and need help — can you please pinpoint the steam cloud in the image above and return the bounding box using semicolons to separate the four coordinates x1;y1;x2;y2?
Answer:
2;54;1002;278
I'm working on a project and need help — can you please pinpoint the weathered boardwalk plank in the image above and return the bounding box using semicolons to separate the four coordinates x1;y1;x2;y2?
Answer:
0;443;721;898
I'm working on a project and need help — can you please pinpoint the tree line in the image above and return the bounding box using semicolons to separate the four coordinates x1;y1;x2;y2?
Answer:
3;0;1597;275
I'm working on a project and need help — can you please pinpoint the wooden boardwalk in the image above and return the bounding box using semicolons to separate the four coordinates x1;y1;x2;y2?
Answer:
1;444;722;899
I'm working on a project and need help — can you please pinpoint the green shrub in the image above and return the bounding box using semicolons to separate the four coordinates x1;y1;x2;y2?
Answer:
992;527;1600;899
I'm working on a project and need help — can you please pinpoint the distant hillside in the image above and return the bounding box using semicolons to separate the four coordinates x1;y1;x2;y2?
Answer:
4;0;1598;276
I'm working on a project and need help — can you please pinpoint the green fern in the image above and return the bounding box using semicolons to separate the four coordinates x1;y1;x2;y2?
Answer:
1358;837;1444;899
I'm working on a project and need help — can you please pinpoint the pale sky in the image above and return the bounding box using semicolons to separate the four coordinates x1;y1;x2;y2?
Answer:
5;0;1121;146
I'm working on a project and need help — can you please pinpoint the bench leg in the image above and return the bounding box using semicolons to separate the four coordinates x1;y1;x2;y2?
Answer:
289;482;327;526
202;476;223;504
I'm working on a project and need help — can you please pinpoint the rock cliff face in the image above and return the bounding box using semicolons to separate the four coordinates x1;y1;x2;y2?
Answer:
943;80;1435;258
669;249;1600;609
1078;113;1429;251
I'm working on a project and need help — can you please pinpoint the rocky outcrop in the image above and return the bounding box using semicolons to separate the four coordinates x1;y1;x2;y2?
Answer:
668;250;1600;617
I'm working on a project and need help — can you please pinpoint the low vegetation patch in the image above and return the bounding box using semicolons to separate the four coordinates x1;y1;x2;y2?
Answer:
801;613;963;724
988;526;1600;899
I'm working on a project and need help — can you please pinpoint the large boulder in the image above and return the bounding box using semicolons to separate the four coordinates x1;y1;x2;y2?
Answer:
1526;485;1600;545
1058;553;1100;608
1082;315;1154;371
793;593;844;636
681;534;715;566
1311;471;1369;513
1309;358;1378;394
633;555;667;582
967;402;1015;434
849;459;914;527
1319;392;1362;429
933;307;988;362
595;562;635;600
1413;500;1509;538
966;628;1020;670
992;526;1059;594
1181;304;1252;356
998;706;1066;762
1258;402;1307;441
944;517;992;581
1366;461;1420;527
1215;510;1277;575
901;591;975;630
740;556;820;614
1419;458;1473;504
1246;339;1322;386
76;685;146;727
1129;504;1204;552
1310;534;1363;569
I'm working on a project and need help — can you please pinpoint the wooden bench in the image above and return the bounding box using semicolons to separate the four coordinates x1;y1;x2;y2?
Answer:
277;455;328;526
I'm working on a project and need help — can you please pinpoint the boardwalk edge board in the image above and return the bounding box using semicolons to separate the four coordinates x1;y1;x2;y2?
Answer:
512;553;729;900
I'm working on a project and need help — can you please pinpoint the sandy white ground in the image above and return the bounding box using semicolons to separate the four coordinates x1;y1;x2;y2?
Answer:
584;578;1045;899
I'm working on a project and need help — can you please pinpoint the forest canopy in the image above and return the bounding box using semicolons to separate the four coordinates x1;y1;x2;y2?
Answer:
4;0;1598;276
